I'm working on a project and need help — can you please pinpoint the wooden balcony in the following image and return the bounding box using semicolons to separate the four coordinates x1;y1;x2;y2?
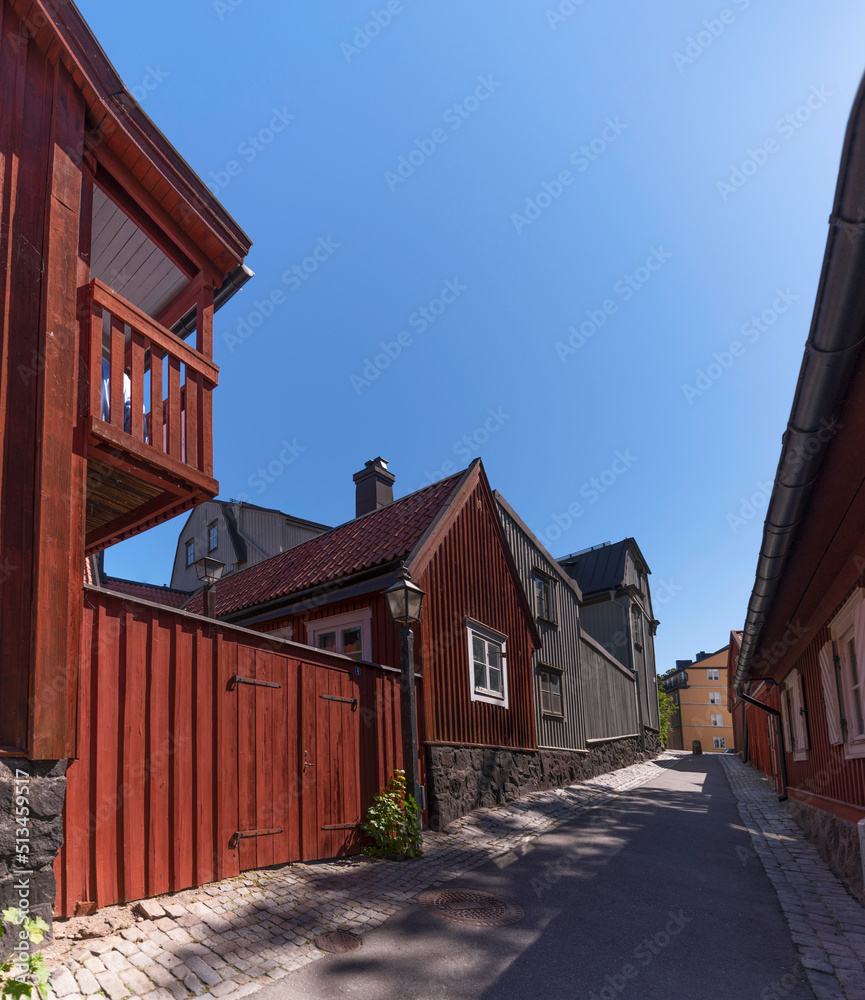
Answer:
83;279;218;554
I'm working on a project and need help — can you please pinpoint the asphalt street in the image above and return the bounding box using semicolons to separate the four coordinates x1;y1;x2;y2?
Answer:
250;756;813;1000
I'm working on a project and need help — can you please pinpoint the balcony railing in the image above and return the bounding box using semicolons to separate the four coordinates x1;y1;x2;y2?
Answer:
83;279;219;552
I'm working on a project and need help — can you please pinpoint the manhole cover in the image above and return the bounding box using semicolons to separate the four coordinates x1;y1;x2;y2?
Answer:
316;931;362;953
417;888;524;926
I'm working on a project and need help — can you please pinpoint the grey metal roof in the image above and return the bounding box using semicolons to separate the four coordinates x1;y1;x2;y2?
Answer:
559;539;630;595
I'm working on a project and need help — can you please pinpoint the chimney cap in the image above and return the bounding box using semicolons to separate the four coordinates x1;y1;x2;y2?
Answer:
353;457;396;517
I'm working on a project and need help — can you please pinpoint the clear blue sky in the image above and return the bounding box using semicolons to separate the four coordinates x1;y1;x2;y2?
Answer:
88;0;865;675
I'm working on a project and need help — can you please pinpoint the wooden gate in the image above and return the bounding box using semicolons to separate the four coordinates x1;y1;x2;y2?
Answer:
299;663;363;860
55;589;408;916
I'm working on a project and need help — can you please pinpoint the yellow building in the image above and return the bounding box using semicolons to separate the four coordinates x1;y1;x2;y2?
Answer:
663;646;734;753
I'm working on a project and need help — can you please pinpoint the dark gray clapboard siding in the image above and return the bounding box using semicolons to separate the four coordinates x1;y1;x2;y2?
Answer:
495;494;586;751
580;632;639;741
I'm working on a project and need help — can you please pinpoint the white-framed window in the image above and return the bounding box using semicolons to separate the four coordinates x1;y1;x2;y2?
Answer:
305;608;372;662
713;737;727;750
186;540;194;566
208;521;218;552
538;664;564;717
707;668;720;681
824;589;865;758
533;572;555;623
710;714;723;727
709;692;722;705
780;667;810;760
466;618;509;709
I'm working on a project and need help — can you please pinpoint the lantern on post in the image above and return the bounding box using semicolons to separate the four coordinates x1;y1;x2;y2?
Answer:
383;566;425;844
195;556;224;618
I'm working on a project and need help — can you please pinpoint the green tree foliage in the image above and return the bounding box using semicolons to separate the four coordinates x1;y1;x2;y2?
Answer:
657;677;678;745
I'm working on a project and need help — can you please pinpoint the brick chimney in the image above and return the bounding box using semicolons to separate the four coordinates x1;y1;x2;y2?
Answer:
353;457;395;517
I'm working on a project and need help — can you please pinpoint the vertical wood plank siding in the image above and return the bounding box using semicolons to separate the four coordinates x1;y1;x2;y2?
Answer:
0;0;85;754
743;576;865;808
495;501;586;750
418;484;537;750
55;589;405;916
580;636;639;741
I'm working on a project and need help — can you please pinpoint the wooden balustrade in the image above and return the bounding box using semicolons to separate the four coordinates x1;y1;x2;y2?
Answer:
83;279;220;553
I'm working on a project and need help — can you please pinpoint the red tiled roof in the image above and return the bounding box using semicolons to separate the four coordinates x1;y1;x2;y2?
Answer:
187;474;463;618
102;578;191;609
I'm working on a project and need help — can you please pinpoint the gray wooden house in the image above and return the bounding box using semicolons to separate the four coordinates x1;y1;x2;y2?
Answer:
559;539;662;739
495;494;657;777
170;500;330;592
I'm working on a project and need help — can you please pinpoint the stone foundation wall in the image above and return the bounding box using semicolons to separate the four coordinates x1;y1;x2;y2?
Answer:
786;797;865;904
426;729;659;830
0;760;66;959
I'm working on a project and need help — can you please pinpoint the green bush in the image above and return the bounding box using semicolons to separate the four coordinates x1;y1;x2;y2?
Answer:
361;770;422;859
0;908;50;999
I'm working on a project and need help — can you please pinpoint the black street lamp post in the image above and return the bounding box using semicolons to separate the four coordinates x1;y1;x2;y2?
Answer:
383;567;425;844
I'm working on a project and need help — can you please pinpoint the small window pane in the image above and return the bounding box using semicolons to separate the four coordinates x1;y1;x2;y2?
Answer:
208;522;218;552
472;636;486;663
474;660;485;689
342;626;363;660
186;541;194;566
317;632;336;652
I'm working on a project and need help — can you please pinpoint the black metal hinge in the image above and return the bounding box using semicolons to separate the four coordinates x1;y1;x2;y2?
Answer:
320;693;357;709
229;675;281;690
229;827;284;848
320;823;361;831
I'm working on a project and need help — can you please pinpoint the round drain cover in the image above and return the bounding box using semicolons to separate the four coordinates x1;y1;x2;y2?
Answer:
316;931;361;953
418;888;524;926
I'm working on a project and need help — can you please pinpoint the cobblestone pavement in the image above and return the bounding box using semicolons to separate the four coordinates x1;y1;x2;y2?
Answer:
44;752;688;1000
720;755;865;1000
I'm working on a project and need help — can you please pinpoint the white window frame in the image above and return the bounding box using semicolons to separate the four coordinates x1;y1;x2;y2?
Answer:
828;589;865;759
466;618;509;709
208;521;218;552
305;608;373;662
532;571;556;624
780;668;809;761
537;662;564;718
709;692;722;705
710;713;723;727
707;668;720;681
185;540;194;566
713;737;726;750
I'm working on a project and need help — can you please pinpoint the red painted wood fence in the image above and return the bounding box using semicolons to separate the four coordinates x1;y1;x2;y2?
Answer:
54;588;408;916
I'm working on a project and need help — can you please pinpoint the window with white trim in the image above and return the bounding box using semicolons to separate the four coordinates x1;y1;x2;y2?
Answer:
533;572;555;623
186;540;194;566
713;737;726;750
306;608;372;662
780;668;809;760
208;521;218;552
825;589;865;758
709;692;722;705
710;714;723;727
466;618;508;708
538;665;564;717
707;668;720;681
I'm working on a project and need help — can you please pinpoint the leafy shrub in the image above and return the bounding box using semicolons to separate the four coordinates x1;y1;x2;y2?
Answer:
0;907;50;998
361;770;422;858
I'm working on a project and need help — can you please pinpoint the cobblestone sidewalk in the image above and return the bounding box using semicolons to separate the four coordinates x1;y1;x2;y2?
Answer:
43;751;688;1000
720;755;865;1000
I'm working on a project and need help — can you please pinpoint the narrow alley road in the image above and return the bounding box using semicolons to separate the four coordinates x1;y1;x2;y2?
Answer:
251;757;819;1000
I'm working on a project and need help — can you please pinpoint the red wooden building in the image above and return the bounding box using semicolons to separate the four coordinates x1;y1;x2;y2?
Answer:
732;70;865;902
187;458;543;827
0;0;254;923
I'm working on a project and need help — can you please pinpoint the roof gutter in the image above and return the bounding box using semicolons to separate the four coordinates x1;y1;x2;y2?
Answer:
735;70;865;693
170;263;255;341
